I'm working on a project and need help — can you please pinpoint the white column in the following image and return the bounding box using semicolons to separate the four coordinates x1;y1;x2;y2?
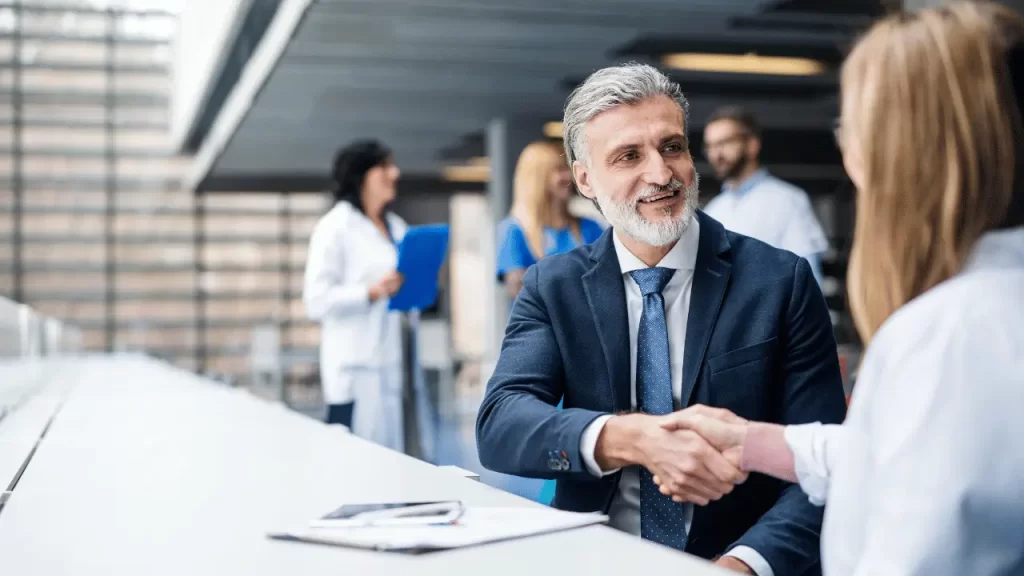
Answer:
481;118;543;381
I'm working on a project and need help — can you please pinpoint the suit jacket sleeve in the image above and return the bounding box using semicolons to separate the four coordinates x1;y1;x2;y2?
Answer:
475;264;608;480
726;256;848;574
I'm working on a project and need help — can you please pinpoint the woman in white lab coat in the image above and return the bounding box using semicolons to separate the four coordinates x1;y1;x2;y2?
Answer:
304;139;407;452
661;3;1024;575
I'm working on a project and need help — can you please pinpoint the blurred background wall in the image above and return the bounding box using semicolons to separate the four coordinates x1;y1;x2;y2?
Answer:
3;0;1017;496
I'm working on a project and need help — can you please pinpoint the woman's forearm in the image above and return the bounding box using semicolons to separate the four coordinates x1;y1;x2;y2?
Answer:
741;422;799;483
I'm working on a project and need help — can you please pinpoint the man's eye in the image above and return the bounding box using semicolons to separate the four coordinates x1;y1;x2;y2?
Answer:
663;143;684;153
620;152;639;162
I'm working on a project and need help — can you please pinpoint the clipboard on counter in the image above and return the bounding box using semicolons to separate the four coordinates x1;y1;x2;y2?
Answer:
388;224;449;312
268;505;608;554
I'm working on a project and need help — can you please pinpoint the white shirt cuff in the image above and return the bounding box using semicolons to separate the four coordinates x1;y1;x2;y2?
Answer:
579;415;618;477
725;546;774;576
784;422;836;506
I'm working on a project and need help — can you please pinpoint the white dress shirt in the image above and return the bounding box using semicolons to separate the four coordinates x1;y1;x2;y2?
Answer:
577;218;773;575
783;227;1024;575
703;169;828;283
303;200;407;404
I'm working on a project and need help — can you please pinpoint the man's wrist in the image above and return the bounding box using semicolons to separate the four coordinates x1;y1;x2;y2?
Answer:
594;414;648;470
579;415;615;477
715;555;755;574
720;546;772;576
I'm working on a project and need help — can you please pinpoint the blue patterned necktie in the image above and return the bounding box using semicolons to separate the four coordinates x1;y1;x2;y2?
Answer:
629;266;687;551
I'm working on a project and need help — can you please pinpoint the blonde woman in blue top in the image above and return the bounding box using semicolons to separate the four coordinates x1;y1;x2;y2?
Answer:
495;140;603;504
497;140;604;298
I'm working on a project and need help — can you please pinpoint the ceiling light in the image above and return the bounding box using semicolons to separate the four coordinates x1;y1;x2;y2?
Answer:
443;160;490;183
543;122;563;139
662;52;826;76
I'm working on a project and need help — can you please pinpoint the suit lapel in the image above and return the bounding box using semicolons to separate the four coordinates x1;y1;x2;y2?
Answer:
681;212;732;408
582;230;631;413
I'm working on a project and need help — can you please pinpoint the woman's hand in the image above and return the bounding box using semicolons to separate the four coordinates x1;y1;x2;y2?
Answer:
660;405;749;454
653;405;750;498
368;271;404;302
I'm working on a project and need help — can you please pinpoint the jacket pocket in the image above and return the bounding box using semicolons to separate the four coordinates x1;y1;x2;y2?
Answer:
706;338;777;419
708;337;777;375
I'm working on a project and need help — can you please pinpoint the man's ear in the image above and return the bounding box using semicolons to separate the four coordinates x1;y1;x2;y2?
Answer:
747;136;761;162
573;161;594;200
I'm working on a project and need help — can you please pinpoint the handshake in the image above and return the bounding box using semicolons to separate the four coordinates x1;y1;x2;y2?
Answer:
594;405;750;505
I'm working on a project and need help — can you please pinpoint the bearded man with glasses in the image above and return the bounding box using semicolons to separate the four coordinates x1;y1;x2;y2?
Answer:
701;107;830;285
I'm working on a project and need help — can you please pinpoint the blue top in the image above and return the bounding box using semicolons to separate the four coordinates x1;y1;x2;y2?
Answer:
496;216;604;279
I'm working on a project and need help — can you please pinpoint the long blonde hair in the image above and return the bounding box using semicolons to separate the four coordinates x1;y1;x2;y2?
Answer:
510;141;581;260
841;1;1024;344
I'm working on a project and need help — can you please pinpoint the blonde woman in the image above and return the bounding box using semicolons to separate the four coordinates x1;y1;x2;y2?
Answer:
661;3;1024;574
497;141;604;297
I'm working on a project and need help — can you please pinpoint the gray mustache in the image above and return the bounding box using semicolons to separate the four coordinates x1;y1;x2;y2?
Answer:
633;179;685;205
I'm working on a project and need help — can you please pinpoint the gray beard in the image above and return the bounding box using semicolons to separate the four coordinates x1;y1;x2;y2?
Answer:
596;173;699;247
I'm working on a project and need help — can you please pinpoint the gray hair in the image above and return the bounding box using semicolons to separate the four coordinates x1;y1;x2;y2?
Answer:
562;62;689;169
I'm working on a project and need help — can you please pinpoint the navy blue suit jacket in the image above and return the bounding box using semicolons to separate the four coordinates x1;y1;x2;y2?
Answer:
476;211;847;575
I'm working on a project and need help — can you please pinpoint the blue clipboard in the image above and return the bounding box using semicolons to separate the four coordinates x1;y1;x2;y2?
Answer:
388;224;449;311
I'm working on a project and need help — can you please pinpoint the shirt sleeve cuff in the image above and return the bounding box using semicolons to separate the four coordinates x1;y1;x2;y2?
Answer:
724;546;774;576
784;422;832;506
579;415;618;477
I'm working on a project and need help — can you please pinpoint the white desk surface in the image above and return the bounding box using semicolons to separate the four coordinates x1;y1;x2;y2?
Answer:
0;355;727;575
0;360;72;492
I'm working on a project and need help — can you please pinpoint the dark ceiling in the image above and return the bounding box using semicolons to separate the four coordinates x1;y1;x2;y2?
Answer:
188;0;888;194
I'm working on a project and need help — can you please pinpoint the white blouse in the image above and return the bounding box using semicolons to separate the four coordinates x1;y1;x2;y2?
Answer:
785;227;1024;576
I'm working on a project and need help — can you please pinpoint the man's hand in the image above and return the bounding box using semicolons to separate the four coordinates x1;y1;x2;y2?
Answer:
715;556;755;574
594;411;746;506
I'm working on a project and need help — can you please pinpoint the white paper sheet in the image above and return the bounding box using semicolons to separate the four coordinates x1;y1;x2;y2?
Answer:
270;507;609;552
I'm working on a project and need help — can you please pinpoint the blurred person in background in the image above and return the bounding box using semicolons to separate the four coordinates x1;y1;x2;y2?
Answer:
662;3;1024;574
497;140;604;298
495;140;605;504
702;107;829;284
303;139;407;452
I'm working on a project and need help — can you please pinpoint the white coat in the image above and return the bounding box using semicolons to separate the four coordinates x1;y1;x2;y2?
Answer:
303;200;407;449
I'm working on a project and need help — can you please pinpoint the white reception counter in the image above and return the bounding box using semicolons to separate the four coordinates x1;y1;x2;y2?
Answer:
0;356;726;575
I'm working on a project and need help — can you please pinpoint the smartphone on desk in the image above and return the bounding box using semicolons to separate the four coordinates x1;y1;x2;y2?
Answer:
310;501;465;528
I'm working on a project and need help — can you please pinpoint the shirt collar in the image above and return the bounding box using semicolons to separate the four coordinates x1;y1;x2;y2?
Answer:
612;216;701;274
722;167;770;197
963;226;1024;274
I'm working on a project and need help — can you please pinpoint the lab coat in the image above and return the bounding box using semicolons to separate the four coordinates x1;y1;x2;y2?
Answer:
783;227;1024;575
303;200;407;451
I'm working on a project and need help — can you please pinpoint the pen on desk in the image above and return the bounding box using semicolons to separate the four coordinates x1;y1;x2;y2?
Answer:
310;501;465;529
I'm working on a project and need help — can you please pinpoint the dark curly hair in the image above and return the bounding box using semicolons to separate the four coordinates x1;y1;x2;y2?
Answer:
330;139;393;218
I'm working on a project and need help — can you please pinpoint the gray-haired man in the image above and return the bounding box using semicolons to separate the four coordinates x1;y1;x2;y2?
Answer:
476;63;846;574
